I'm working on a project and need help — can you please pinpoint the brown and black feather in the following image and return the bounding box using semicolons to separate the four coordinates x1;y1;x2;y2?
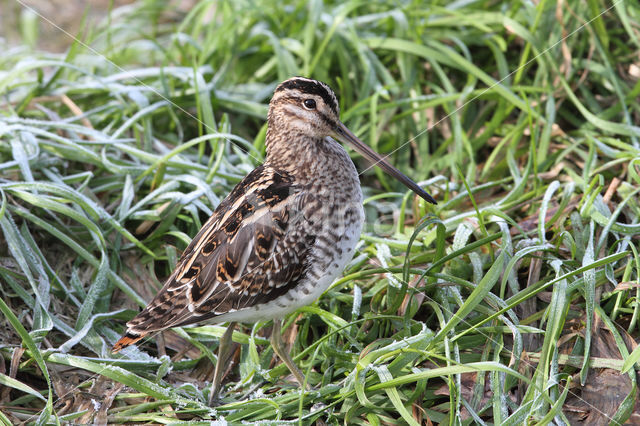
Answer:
113;165;316;352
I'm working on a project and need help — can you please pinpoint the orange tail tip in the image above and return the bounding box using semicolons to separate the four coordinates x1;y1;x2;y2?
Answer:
112;331;145;353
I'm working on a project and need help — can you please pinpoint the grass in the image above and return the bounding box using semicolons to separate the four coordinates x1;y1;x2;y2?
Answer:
1;0;639;423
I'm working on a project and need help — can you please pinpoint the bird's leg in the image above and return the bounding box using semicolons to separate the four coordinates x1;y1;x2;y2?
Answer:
209;321;236;406
270;318;310;390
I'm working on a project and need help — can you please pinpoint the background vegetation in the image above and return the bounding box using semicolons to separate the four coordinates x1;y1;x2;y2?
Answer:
1;0;640;423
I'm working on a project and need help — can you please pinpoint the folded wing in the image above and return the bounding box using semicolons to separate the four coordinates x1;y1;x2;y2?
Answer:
113;166;315;351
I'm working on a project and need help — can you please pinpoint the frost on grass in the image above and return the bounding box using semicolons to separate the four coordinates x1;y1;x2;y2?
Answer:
351;284;362;317
249;388;265;400
91;399;101;410
375;243;401;288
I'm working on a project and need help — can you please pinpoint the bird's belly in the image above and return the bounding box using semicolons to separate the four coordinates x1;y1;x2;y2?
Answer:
215;205;364;323
290;214;364;309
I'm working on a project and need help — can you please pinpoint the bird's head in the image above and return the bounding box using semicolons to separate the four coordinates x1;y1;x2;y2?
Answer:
266;77;436;204
268;76;341;138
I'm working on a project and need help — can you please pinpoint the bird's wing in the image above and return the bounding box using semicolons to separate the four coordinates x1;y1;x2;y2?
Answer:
114;165;315;348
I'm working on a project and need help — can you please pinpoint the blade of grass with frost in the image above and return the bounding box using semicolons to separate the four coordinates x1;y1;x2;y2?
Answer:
45;352;209;408
373;365;420;426
433;250;506;341
0;373;46;401
595;305;639;424
0;296;53;424
0;202;53;334
580;221;596;385
522;260;569;412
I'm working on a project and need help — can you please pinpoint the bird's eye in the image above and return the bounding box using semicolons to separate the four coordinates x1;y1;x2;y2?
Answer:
303;99;316;110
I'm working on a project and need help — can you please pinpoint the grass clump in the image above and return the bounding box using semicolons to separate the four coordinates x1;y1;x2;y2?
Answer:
1;0;640;423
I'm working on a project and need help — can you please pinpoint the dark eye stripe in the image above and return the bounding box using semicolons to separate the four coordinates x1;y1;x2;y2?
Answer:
273;98;334;127
314;110;334;127
272;96;335;128
276;78;339;116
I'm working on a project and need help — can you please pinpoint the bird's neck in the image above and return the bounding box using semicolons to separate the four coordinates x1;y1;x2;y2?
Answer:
264;129;359;188
266;129;317;167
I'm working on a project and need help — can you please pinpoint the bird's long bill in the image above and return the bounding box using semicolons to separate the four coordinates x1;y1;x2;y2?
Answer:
334;122;437;204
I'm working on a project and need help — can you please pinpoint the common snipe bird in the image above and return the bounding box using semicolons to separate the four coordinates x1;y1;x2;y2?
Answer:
113;77;436;404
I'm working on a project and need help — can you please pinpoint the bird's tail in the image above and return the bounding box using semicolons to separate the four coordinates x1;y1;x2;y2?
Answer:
112;330;146;353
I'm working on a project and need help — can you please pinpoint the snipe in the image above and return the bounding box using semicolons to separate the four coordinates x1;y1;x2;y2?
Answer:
113;77;436;404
